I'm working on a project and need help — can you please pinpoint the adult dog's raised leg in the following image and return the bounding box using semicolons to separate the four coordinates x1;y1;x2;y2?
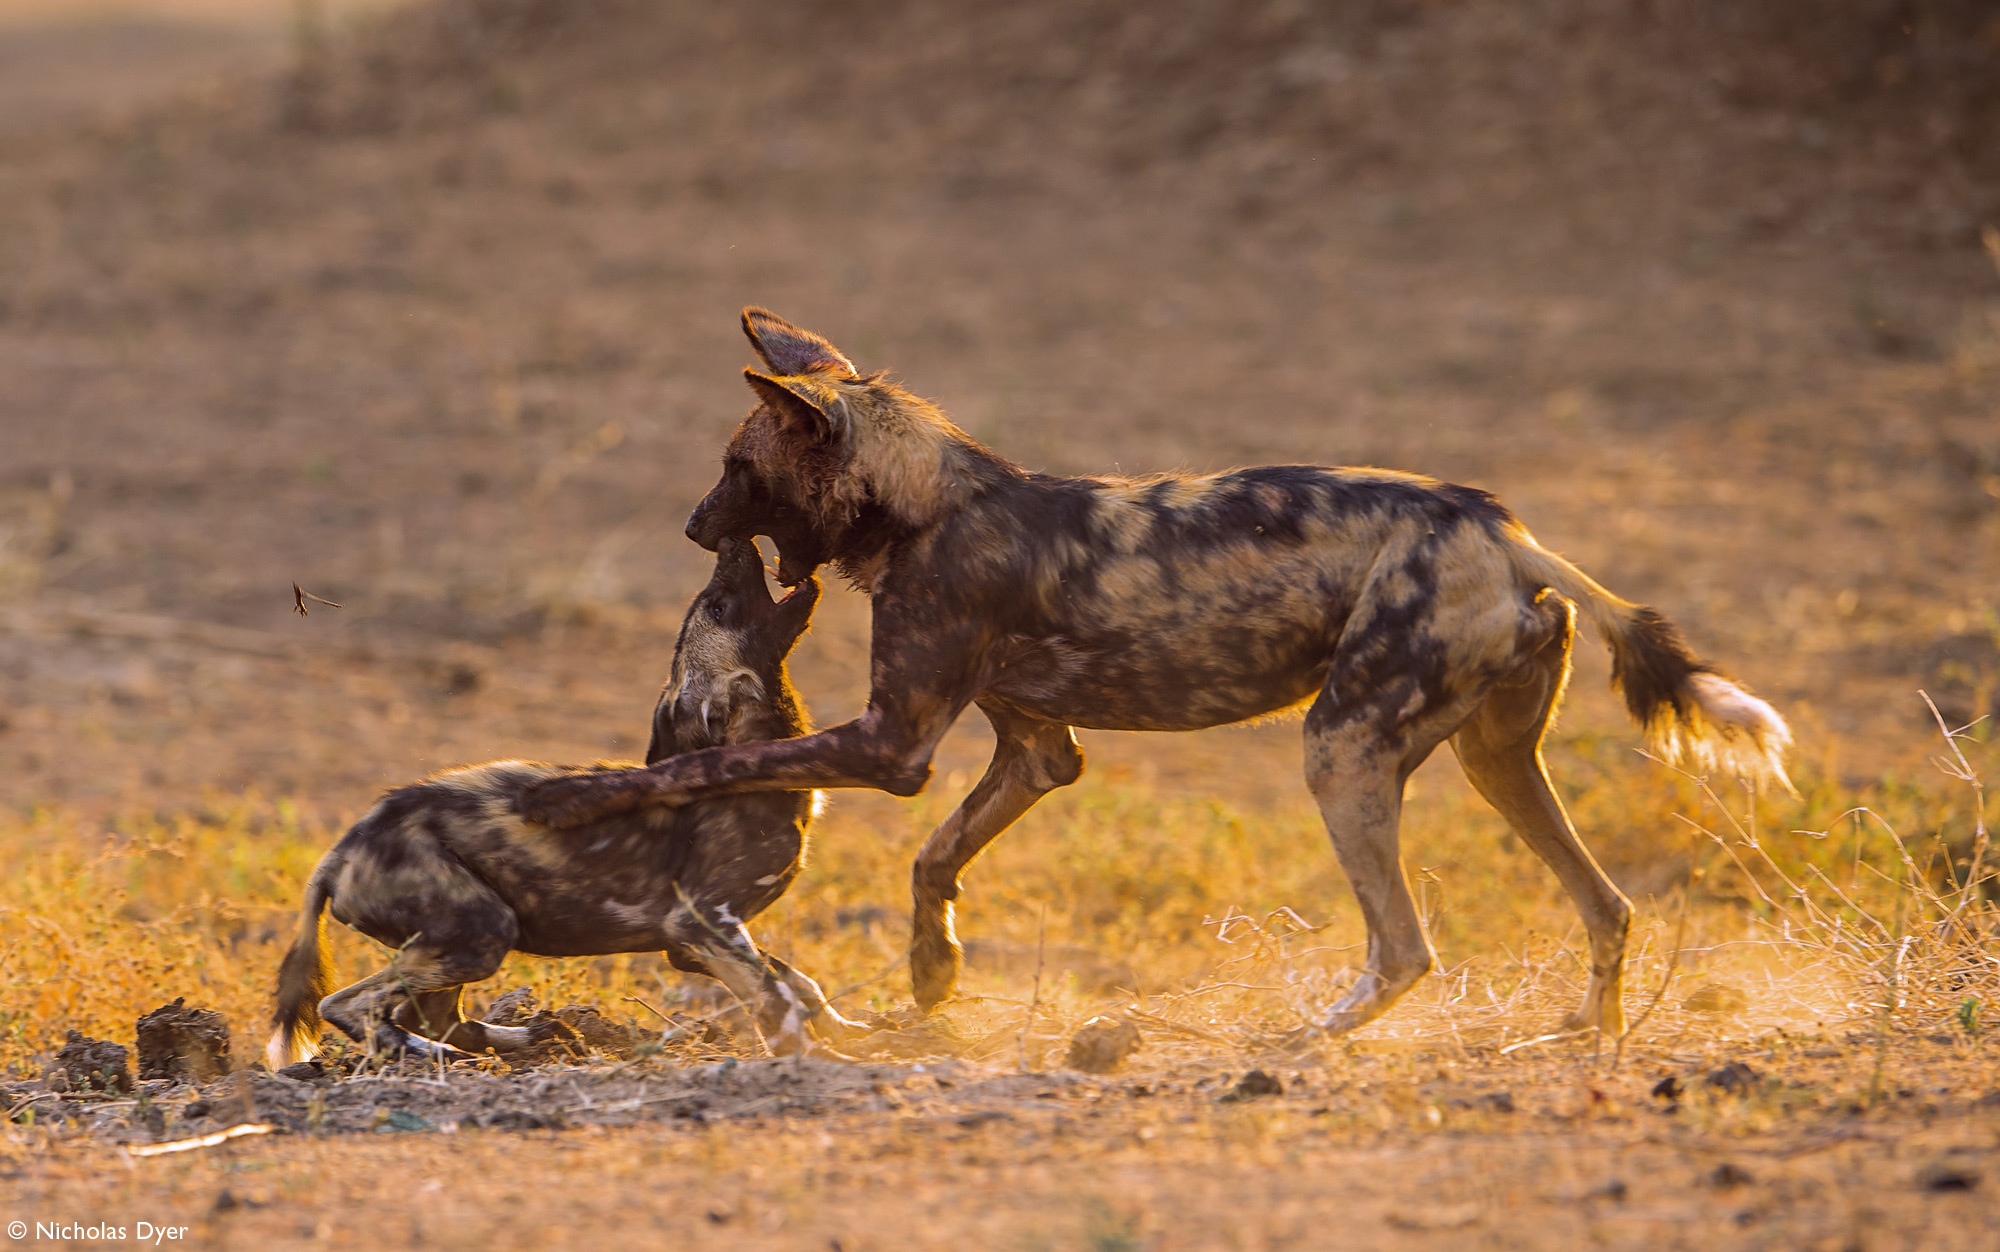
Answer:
1451;605;1632;1035
911;701;1083;1012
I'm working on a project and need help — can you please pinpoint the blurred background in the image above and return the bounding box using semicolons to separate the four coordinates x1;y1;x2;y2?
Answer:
2;0;1996;821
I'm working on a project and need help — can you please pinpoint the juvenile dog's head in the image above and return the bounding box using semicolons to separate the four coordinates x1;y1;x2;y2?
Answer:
648;536;819;760
685;307;987;586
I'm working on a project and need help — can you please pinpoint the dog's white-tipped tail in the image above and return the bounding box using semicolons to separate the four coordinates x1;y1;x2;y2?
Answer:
1656;673;1797;796
266;857;337;1070
1505;537;1795;794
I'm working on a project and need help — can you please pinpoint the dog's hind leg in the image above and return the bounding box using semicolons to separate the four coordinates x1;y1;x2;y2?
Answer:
394;987;561;1056
1452;602;1632;1036
910;701;1084;1012
1301;575;1505;1036
321;959;485;1064
320;876;520;1061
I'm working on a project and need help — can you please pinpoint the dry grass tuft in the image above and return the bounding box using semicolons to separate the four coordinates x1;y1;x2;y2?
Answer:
2;703;1989;1089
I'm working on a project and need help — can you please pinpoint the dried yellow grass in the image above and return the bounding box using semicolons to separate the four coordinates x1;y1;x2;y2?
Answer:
1;707;1989;1079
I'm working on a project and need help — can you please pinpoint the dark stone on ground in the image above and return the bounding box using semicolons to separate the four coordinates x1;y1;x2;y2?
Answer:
136;998;231;1082
1918;1159;1980;1192
1710;1162;1755;1188
50;1030;132;1093
1706;1062;1761;1094
1220;1069;1284;1101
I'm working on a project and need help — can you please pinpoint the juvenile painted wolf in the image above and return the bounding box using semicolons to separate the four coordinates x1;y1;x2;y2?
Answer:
268;538;859;1067
521;308;1792;1039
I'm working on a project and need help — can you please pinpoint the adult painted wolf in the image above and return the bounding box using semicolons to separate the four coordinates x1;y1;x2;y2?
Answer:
521;307;1792;1040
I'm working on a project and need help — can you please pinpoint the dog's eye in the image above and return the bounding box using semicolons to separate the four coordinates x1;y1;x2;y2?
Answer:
706;599;728;622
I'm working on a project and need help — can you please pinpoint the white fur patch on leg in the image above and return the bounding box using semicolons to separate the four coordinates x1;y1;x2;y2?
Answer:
1659;673;1796;794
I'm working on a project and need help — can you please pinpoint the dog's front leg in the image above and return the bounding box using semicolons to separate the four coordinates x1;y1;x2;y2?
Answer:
520;701;963;827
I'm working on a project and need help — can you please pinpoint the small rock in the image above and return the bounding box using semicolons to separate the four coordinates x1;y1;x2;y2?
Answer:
1705;1062;1761;1094
1476;1091;1516;1114
1918;1160;1979;1193
136;999;231;1083
52;1030;132;1094
1062;1016;1142;1075
1585;1179;1628;1203
1709;1162;1754;1189
180;1099;213;1121
1219;1069;1285;1102
276;1060;328;1083
1650;1075;1683;1101
1681;982;1751;1015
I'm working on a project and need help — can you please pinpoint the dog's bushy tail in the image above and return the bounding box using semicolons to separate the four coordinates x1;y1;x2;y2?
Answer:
266;855;339;1070
1506;532;1794;793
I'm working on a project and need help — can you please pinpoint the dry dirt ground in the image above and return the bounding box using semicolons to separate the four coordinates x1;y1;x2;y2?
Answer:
2;0;1999;1247
8;1035;2000;1251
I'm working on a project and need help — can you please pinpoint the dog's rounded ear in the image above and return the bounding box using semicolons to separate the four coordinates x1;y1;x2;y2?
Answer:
741;307;857;378
745;371;842;442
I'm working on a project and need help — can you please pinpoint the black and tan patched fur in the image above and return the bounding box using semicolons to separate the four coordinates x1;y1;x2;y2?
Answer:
268;538;861;1066
521;308;1794;1041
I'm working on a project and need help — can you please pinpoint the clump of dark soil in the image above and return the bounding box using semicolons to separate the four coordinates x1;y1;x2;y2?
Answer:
552;1005;636;1058
47;1030;132;1094
481;987;636;1064
1064;1016;1142;1074
136;998;231;1082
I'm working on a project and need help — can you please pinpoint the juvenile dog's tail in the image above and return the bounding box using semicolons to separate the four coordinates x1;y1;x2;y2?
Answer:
266;855;339;1070
1506;532;1794;792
